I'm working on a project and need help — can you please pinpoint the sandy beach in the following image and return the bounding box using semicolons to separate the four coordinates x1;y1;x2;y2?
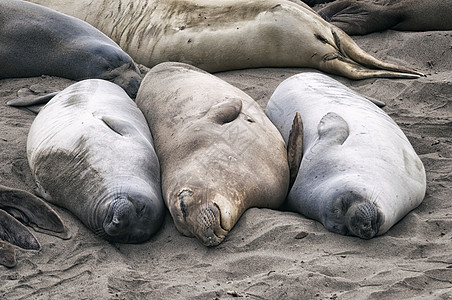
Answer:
1;10;451;300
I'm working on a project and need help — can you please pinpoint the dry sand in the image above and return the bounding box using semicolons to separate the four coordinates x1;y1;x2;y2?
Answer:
1;27;451;300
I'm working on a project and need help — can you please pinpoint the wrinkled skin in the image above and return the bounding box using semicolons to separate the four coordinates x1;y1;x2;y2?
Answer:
28;0;423;80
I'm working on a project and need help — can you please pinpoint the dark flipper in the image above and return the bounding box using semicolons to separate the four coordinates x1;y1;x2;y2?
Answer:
318;0;399;35
0;185;70;240
0;241;17;268
0;209;40;250
287;112;304;189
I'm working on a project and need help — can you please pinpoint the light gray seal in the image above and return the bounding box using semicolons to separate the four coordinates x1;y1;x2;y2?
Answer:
266;72;426;239
318;0;452;35
27;79;164;243
28;0;423;80
1;0;142;97
136;62;289;246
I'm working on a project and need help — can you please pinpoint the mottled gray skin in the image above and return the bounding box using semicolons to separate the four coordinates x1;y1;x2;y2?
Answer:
28;0;423;80
0;0;141;97
136;62;289;246
266;72;426;239
318;0;452;35
27;80;164;243
0;185;68;268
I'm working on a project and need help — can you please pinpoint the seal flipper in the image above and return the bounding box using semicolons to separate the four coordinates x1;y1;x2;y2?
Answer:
318;1;399;35
287;112;303;189
205;98;242;125
6;92;59;107
0;209;40;250
100;115;140;137
0;240;16;268
0;185;70;240
317;112;350;145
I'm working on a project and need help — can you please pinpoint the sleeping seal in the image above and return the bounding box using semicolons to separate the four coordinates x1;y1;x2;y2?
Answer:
1;0;141;97
27;79;164;243
136;62;289;246
318;0;452;35
266;72;426;239
28;0;422;80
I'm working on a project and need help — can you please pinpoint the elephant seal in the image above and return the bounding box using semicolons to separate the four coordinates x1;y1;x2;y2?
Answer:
28;0;422;80
135;62;289;246
1;0;141;98
27;79;164;243
266;72;426;239
318;0;452;35
0;185;69;268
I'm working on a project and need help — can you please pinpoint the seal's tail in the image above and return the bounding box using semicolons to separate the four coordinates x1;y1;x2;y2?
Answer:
322;28;424;80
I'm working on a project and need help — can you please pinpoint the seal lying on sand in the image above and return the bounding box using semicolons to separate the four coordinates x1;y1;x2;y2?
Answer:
0;185;69;268
318;0;452;35
1;0;141;97
136;62;289;246
266;72;426;239
28;0;422;80
26;79;164;243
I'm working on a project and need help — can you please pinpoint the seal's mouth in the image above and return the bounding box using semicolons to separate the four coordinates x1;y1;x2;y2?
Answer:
348;201;380;239
175;189;230;246
194;203;229;247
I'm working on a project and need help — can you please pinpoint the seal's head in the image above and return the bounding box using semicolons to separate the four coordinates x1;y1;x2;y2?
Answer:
84;42;142;98
102;189;163;243
169;188;239;247
326;190;383;239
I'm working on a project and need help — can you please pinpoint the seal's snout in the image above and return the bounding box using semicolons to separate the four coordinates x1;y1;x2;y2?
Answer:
349;201;379;239
104;198;133;236
196;205;228;247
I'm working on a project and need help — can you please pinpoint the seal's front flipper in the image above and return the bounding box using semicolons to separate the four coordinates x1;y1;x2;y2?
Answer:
0;209;40;250
287;112;303;189
0;241;17;268
0;185;70;240
7;92;59;110
364;95;385;108
100;115;140;138
318;112;349;145
206;98;242;124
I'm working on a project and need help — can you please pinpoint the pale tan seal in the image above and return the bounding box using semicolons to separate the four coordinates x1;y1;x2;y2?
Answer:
28;0;422;80
135;62;289;246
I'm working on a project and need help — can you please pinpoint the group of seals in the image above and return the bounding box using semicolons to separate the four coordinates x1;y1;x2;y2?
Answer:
0;0;142;97
266;72;426;238
0;185;69;268
26;79;164;243
27;0;423;80
136;62;289;246
318;0;452;35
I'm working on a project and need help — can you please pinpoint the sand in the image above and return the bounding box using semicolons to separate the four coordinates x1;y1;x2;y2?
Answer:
1;19;451;300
